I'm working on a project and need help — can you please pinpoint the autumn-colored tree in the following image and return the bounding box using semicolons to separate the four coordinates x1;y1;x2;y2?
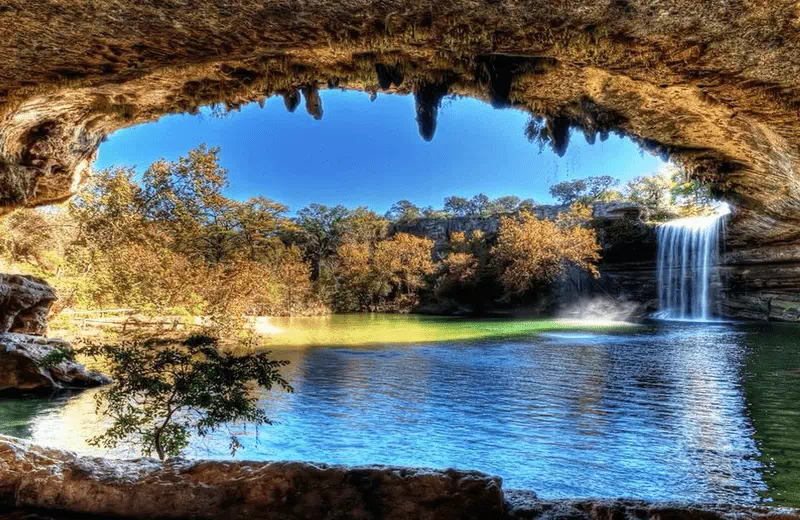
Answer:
331;232;435;311
377;233;436;297
141;145;293;264
340;207;389;244
492;211;601;296
0;209;55;266
333;241;393;311
434;230;497;306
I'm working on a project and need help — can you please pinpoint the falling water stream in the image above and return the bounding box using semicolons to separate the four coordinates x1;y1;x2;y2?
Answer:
656;203;730;321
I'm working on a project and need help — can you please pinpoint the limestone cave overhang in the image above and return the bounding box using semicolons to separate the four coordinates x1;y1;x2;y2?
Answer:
1;0;799;248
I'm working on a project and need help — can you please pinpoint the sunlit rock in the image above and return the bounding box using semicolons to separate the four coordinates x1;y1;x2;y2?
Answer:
0;436;504;520
0;333;110;394
0;436;797;519
0;274;56;336
301;85;323;120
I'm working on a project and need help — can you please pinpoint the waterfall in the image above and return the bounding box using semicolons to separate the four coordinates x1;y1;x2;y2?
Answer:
656;203;729;321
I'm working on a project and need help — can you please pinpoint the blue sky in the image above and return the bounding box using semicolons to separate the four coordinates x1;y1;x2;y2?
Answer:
96;90;667;213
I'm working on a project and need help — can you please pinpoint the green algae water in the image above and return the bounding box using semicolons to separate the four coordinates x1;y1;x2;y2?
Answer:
250;314;637;347
1;316;798;507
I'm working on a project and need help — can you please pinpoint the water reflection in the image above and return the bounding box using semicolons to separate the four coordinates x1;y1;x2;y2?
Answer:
0;319;797;506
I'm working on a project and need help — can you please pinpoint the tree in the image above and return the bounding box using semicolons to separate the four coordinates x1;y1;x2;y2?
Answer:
295;203;351;277
549;175;620;206
470;193;491;217
333;241;393;311
385;200;421;223
81;335;292;461
340;207;389;244
492;211;600;296
549;179;587;205
331;232;435;311
377;233;436;297
669;169;714;215
487;195;521;215
518;198;537;213
69;166;148;251
140;146;292;264
443;196;472;217
625;170;675;217
0;209;54;266
421;206;451;219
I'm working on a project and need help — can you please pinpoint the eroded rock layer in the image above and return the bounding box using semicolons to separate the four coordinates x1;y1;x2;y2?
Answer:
0;436;797;520
0;436;504;520
0;333;110;394
0;1;799;245
0;274;109;393
0;275;55;336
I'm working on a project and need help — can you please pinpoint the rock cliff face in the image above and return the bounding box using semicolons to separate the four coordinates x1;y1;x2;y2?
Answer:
0;436;797;520
719;244;800;321
0;275;55;336
0;275;109;393
0;333;110;394
0;0;799;248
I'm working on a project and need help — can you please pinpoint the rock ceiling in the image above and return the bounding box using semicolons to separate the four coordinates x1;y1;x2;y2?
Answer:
1;0;799;243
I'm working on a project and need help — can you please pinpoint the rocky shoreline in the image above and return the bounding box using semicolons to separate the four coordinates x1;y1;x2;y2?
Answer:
0;436;796;520
0;274;109;394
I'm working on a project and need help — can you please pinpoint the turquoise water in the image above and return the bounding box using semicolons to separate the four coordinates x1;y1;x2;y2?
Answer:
1;318;798;506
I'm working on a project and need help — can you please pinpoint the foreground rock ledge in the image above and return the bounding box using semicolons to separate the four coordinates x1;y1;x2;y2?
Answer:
0;437;797;520
0;333;110;394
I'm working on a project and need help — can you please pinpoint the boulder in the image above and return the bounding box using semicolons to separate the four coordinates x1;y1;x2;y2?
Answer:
0;275;56;336
0;333;109;394
0;436;505;520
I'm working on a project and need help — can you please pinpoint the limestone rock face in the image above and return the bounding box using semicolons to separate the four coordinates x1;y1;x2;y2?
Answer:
0;437;797;520
0;0;799;249
0;435;505;520
0;275;56;336
0;333;110;394
719;244;800;321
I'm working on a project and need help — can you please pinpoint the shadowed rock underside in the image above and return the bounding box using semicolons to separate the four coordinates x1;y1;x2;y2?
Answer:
0;0;799;247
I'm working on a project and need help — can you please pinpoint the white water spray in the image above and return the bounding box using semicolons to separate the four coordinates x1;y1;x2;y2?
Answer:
656;203;730;321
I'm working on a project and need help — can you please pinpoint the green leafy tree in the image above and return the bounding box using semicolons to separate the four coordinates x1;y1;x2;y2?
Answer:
470;193;491;217
518;198;537;213
487;195;521;215
140;145;292;264
295;203;351;277
443;196;472;217
385;200;422;223
421;206;451;219
625;169;675;218
81;335;292;460
549;176;620;206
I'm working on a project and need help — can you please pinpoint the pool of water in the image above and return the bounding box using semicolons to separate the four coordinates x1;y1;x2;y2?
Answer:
1;317;798;506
